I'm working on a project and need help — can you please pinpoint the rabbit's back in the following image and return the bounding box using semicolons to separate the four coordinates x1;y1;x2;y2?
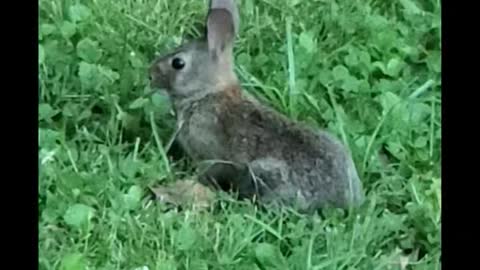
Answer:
178;90;364;210
224;99;363;209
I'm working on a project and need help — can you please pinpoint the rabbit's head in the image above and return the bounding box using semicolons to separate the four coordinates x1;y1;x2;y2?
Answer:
149;0;240;102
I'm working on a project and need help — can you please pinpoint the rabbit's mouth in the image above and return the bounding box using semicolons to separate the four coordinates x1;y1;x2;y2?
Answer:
149;61;171;90
149;73;170;91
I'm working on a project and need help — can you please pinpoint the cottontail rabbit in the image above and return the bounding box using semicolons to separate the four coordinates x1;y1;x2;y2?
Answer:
149;0;364;212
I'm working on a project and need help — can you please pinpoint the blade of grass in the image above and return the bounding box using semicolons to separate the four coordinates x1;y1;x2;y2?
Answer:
362;79;436;172
244;214;283;240
286;18;297;117
149;112;171;177
429;97;435;158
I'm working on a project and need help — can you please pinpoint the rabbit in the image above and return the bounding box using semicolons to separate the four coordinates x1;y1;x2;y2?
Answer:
148;0;364;212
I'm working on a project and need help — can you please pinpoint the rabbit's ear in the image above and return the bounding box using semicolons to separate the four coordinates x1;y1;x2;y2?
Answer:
206;0;239;59
206;9;234;59
209;0;239;35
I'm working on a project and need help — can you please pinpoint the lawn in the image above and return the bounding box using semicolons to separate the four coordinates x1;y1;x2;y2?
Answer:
39;0;441;269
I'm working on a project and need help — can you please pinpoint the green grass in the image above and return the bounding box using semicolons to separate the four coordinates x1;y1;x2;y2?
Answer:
39;0;441;269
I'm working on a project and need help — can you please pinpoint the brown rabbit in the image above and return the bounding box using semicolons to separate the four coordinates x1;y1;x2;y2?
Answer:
149;0;364;212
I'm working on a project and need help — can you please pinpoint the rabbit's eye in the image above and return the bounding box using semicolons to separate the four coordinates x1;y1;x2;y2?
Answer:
171;57;185;70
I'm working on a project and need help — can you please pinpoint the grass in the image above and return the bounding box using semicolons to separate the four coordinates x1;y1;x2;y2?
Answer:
39;0;441;269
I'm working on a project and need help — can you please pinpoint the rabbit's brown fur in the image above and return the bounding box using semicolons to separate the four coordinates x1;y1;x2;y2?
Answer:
149;0;364;212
